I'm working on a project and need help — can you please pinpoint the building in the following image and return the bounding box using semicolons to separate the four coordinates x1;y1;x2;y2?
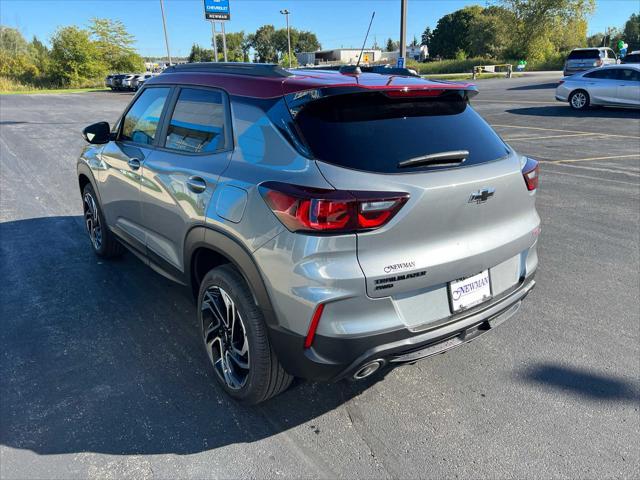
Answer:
298;45;428;67
296;48;383;66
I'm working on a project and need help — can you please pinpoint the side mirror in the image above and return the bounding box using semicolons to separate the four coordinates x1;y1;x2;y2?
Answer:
82;121;111;144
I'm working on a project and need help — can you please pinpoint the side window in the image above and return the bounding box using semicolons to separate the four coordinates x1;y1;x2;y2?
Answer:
584;69;615;79
164;88;229;153
616;69;639;82
120;87;170;145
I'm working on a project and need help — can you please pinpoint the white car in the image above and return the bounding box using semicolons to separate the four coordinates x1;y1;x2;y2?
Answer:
556;64;640;110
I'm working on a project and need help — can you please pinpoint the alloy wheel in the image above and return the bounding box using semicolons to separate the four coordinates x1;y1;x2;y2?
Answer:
571;92;587;109
83;192;102;250
201;286;250;390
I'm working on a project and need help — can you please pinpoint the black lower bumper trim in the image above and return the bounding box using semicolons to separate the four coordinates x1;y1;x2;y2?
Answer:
268;275;535;382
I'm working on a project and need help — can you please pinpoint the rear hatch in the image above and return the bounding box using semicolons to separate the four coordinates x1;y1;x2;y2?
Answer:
288;86;539;298
565;49;602;71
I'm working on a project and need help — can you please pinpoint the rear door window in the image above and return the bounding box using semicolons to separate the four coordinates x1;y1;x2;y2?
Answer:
120;87;170;145
163;87;229;153
294;92;509;173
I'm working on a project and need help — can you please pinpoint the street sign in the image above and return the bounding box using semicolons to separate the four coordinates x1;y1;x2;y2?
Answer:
204;0;231;21
396;57;405;68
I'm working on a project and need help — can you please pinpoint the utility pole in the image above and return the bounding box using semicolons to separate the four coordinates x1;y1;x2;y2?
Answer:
399;0;407;65
221;21;228;62
159;0;172;66
280;9;292;68
211;21;219;62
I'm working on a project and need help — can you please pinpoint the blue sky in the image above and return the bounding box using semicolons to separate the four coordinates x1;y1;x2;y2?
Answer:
1;0;638;57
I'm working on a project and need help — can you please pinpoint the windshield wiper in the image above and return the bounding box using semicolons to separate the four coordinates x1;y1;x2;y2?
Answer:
398;150;469;168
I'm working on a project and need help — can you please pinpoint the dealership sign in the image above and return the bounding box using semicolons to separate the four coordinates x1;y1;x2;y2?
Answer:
204;0;230;21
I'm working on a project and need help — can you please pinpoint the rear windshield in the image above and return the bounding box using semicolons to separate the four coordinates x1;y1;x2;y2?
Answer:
294;92;509;173
567;49;601;59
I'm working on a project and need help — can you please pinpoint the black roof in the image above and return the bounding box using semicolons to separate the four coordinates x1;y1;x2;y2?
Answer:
163;62;292;77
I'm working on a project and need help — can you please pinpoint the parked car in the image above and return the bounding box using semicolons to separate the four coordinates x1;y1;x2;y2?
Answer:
621;51;640;64
556;64;640;110
120;74;137;90
78;63;540;404
111;74;128;90
130;73;154;91
563;47;617;76
104;74;115;89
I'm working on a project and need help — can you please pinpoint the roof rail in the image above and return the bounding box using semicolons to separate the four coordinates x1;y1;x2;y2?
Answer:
163;62;292;77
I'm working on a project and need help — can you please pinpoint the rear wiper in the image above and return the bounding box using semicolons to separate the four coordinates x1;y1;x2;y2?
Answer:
398;150;469;168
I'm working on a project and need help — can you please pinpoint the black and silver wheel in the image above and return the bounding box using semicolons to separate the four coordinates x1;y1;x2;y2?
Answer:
198;265;293;404
201;285;251;390
569;90;590;110
81;184;124;258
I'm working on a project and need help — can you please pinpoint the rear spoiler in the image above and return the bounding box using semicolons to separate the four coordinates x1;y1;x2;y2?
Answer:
284;83;478;118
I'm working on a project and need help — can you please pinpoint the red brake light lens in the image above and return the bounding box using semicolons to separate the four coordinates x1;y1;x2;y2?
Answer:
385;89;445;98
259;182;409;233
522;157;539;191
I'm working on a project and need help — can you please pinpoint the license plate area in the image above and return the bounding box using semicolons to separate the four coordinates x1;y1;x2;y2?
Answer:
448;270;492;313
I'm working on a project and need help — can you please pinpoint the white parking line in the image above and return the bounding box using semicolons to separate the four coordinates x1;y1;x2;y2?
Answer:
541;169;639;186
548;162;640;177
473;99;558;105
492;124;640;140
539;154;640;163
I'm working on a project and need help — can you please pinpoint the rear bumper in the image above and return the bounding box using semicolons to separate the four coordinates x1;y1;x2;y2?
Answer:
269;274;535;382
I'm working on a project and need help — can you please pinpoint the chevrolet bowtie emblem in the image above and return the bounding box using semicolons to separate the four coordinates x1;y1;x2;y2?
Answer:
468;187;495;204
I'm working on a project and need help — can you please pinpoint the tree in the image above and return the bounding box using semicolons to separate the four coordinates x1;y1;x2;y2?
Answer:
295;30;320;53
248;25;277;63
0;27;39;82
623;13;640;51
50;26;105;86
89;18;143;72
188;44;213;63
500;0;595;61
467;6;515;58
429;6;484;58
421;27;432;47
410;35;418;47
587;33;604;47
385;38;397;52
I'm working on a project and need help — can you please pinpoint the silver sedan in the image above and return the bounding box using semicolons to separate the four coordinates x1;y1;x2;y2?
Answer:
555;64;640;110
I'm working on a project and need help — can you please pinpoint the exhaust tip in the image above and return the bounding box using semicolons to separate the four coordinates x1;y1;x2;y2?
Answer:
353;360;384;380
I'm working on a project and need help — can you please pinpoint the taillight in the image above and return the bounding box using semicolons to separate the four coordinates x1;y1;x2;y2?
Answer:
522;157;539;191
259;181;409;233
385;89;445;98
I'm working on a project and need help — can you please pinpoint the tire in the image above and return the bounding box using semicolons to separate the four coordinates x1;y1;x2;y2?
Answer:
82;184;124;258
198;264;293;404
569;90;590;110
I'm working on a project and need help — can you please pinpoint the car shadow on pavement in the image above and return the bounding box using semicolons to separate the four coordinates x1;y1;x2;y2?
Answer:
0;215;386;456
508;82;560;91
518;364;639;402
506;105;639;119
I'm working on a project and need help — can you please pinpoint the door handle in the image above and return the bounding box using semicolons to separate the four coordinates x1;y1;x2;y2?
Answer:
186;176;207;193
128;158;141;170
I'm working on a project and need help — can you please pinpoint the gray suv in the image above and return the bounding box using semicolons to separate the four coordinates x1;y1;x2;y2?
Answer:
78;63;540;404
563;47;618;76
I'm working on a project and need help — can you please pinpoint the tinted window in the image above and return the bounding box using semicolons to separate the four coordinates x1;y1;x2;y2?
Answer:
568;49;600;59
622;53;640;64
121;87;170;145
164;88;228;153
614;68;640;81
583;69;616;79
295;92;509;173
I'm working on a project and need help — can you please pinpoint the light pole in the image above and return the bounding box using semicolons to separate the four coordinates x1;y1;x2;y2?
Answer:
159;0;172;66
280;9;292;68
399;0;407;65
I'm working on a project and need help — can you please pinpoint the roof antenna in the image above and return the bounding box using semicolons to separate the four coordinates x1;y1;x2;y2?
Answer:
340;11;375;75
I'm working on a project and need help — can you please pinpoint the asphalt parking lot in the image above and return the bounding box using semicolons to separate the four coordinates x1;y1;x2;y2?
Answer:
1;72;639;479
